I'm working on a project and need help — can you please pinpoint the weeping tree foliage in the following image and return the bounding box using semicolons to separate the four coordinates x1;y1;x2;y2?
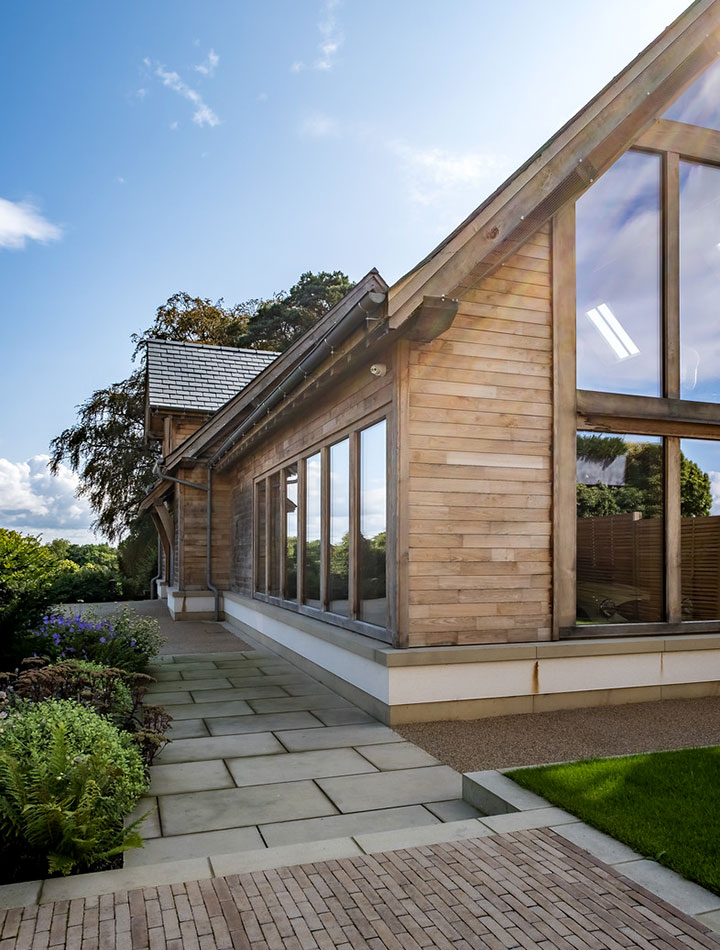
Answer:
50;272;353;545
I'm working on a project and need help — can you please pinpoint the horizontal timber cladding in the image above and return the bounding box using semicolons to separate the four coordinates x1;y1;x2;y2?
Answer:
404;224;553;647
163;413;208;456
225;359;395;601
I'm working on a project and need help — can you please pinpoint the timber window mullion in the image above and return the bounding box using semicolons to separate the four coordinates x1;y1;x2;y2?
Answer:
665;437;682;623
663;151;680;400
280;469;288;599
320;445;330;611
297;460;306;606
264;476;271;596
349;430;360;620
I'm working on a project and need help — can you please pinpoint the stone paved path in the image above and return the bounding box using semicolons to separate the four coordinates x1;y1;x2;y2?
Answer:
132;645;474;868
3;829;720;949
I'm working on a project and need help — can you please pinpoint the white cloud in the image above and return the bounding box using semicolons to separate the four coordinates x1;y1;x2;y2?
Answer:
709;471;720;515
293;0;343;73
194;48;219;77
115;176;125;185
0;456;97;544
151;62;220;127
300;112;339;138
169;120;179;130
0;198;62;250
389;141;505;205
136;88;147;100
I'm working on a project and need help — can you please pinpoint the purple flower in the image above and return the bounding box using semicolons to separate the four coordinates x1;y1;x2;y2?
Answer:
130;640;136;647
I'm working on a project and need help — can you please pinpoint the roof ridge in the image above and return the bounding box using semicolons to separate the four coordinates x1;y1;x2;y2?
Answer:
144;338;279;356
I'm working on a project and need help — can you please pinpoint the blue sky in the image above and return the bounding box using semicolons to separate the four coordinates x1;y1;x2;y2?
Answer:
0;0;689;542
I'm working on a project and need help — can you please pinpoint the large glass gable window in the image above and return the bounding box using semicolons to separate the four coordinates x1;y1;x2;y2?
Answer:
565;68;720;636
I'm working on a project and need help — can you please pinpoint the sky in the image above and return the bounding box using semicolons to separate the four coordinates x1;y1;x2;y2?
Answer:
0;0;692;543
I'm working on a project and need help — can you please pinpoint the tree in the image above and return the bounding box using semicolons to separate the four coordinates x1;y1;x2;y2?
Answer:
236;272;353;351
50;272;352;543
576;435;712;519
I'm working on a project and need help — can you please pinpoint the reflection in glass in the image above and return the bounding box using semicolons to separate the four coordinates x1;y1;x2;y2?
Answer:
680;439;720;620
303;453;322;609
663;59;720;131
359;421;387;626
255;480;266;593
328;439;350;615
680;161;720;402
285;465;298;601
576;432;664;624
268;472;281;597
576;151;661;396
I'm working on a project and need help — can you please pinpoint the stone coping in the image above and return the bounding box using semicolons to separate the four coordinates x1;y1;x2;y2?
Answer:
222;591;720;667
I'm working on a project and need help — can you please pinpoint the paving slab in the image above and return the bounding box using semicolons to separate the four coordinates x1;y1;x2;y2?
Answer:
171;652;247;662
147;677;233;692
618;859;720;916
318;766;462;812
210;837;362;877
480;806;580;834
226;673;313;688
697;910;720;936
173;663;220;672
142;690;192;705
159;779;338;835
281;682;336;697
154;732;284;765
127;797;161;838
148;759;234;796
178;668;236;680
355;818;491;854
356;741;440;770
0;880;42;910
189;685;289;703
462;769;549;814
164;699;254;720
247;693;351;713
311;706;376;726
260;804;442;848
40;857;212;903
552;820;642;865
275;722;404;751
124;825;264;867
147;668;183;682
226;747;378;787
207;710;323;735
165;718;209;739
424;799;485;822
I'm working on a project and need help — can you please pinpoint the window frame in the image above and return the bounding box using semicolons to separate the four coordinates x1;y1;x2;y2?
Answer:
554;122;720;639
252;413;392;643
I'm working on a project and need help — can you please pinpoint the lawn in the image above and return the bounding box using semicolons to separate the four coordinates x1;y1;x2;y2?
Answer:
508;746;720;895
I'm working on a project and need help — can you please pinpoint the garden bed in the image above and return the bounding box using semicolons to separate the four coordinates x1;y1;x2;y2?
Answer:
509;746;720;895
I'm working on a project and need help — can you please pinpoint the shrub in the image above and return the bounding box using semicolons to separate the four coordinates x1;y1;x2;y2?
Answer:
0;699;147;878
28;606;164;672
0;659;171;767
51;563;123;605
0;529;60;666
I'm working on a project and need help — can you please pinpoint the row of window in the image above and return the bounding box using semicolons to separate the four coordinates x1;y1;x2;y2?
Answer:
576;432;720;625
254;418;387;632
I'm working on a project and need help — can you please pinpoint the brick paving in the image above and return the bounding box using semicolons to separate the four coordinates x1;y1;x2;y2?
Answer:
2;829;719;949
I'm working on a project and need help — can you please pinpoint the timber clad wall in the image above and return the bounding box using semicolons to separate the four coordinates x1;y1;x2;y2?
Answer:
177;465;208;589
405;225;553;646
225;362;395;598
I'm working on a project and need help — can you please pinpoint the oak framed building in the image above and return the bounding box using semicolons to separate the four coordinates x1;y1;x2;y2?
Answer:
142;0;720;723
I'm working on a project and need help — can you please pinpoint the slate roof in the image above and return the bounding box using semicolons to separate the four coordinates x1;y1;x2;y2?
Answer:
145;339;278;413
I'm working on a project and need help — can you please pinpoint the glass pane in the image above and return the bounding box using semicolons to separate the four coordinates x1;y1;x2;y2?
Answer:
576;151;661;396
680;161;720;402
359;421;387;627
268;472;281;598
576;432;664;624
680;439;720;620
285;465;298;601
663;59;720;131
303;453;322;609
255;480;266;593
329;439;350;616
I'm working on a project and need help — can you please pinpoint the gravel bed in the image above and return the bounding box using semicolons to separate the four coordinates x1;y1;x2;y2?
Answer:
395;696;720;772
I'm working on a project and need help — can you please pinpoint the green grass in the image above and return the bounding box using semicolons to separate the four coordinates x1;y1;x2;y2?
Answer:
508;747;720;895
